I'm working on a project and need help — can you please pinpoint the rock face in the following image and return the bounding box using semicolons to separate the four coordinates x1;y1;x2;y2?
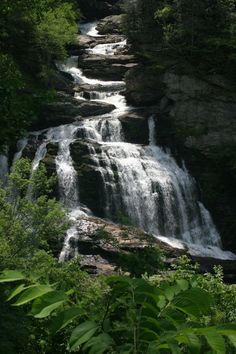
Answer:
70;139;107;216
78;0;124;20
32;94;116;130
118;110;149;145
44;70;74;95
79;54;137;81
124;65;165;106
124;65;236;252
61;214;183;275
96;14;124;34
162;73;236;152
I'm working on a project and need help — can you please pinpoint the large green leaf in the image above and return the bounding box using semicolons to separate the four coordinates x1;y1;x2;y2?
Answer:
0;270;25;282
69;321;99;351
13;284;52;306
31;290;67;318
83;333;114;354
7;284;36;301
203;330;226;354
51;307;83;334
172;288;212;317
167;339;182;353
228;334;236;348
186;334;201;354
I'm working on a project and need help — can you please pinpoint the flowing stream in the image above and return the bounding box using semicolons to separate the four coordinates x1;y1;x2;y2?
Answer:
16;23;236;260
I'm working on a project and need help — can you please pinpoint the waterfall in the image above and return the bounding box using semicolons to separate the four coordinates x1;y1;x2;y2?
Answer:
12;138;28;166
16;21;235;260
55;131;79;208
148;115;157;146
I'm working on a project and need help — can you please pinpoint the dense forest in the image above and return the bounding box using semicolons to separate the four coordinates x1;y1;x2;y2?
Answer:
1;0;236;353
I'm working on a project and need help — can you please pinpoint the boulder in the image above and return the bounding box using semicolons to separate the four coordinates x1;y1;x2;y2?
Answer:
124;65;165;106
118;111;149;145
96;14;124;35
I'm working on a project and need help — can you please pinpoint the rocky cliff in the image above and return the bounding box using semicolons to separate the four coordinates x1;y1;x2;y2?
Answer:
125;64;236;252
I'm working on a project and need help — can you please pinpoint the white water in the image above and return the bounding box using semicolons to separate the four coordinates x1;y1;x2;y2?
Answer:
88;39;127;56
79;22;104;37
58;56;124;87
18;22;236;260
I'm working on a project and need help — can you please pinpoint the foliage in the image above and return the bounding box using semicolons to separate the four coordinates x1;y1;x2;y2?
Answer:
149;256;236;325
0;0;78;148
116;246;164;277
1;270;236;353
124;0;236;76
0;158;69;269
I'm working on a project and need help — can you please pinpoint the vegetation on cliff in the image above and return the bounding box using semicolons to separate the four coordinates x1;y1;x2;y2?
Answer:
0;0;77;149
124;0;236;76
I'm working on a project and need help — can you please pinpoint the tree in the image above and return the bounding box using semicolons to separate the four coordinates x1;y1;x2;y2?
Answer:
0;158;69;269
0;0;77;149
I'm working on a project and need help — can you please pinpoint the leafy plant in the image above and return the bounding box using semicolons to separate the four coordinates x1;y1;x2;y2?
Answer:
1;270;236;353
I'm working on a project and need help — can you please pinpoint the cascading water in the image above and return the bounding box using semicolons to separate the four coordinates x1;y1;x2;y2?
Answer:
14;21;236;260
54;125;80;207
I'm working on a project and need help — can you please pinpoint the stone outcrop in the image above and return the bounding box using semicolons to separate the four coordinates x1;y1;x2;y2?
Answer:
124;65;165;106
79;54;137;80
70;139;106;216
69;33;127;55
78;0;124;20
118;110;150;145
62;214;184;275
44;70;74;95
96;14;124;35
32;94;116;130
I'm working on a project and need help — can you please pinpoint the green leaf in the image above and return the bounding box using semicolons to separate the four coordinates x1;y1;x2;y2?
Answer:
157;295;166;309
69;321;99;351
7;284;35;301
176;279;189;291
172;288;212;317
164;286;176;301
228;334;236;348
31;290;67;318
204;331;226;354
0;270;25;282
167;339;181;354
186;334;201;354
51;307;83;334
13;285;52;306
83;333;114;354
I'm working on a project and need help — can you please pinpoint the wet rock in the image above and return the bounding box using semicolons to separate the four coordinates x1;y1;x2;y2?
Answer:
96;14;124;35
74;82;125;94
79;54;137;80
74;34;126;52
119;111;149;145
71;139;106;216
32;94;116;130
